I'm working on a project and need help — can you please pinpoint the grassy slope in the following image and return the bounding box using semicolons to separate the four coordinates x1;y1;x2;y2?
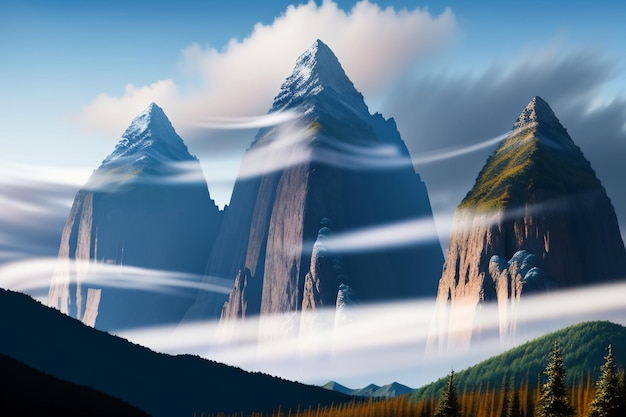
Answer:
459;127;602;211
411;321;626;401
0;289;349;417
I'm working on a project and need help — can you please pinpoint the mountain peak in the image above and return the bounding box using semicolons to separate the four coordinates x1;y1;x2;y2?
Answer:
511;96;576;152
97;103;195;175
460;95;599;210
122;102;177;142
307;39;339;68
290;39;345;89
270;39;368;115
513;96;563;130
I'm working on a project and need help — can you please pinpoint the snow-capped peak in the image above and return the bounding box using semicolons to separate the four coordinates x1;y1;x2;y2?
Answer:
122;102;178;142
97;103;196;175
290;40;342;90
270;40;369;115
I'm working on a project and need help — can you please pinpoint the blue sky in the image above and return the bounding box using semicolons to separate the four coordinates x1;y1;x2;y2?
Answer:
1;0;626;388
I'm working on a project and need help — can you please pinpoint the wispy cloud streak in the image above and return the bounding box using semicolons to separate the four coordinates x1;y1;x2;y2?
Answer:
412;131;511;166
192;110;301;130
0;162;87;261
300;217;441;256
0;257;233;298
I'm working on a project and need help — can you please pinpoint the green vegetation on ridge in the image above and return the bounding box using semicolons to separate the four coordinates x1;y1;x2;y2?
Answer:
459;127;603;211
411;321;626;403
460;129;536;210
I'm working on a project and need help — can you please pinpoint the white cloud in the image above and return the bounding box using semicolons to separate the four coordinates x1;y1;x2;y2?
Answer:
77;1;456;138
79;80;180;136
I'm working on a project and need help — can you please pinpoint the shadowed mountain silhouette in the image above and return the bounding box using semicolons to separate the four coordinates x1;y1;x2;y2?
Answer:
0;288;349;417
0;352;150;417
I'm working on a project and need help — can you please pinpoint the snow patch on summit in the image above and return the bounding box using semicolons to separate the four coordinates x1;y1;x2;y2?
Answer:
93;103;198;186
123;107;152;138
270;40;369;116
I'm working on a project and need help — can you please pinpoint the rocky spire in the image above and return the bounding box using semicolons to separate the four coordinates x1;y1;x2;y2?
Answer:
195;39;444;331
429;95;626;352
511;96;576;152
513;96;563;130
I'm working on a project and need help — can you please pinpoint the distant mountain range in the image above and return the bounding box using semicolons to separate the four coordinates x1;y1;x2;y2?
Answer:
415;320;626;402
322;380;415;398
0;288;348;417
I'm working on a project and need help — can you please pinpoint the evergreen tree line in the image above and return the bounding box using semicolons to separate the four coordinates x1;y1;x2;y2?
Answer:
432;341;626;417
199;341;625;417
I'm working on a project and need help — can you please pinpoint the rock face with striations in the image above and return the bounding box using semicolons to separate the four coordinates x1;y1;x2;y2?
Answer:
48;103;222;330
429;96;626;350
185;40;444;336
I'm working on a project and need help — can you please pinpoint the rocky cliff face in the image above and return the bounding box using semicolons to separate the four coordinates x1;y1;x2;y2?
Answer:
48;103;222;330
185;40;444;337
429;96;626;350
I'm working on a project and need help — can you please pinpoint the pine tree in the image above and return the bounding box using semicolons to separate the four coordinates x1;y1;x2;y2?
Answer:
501;376;511;417
620;368;626;409
588;344;625;417
535;340;575;417
434;370;461;417
508;386;522;417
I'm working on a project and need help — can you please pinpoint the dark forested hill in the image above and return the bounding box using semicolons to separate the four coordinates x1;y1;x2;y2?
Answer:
0;288;348;417
0;352;150;417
